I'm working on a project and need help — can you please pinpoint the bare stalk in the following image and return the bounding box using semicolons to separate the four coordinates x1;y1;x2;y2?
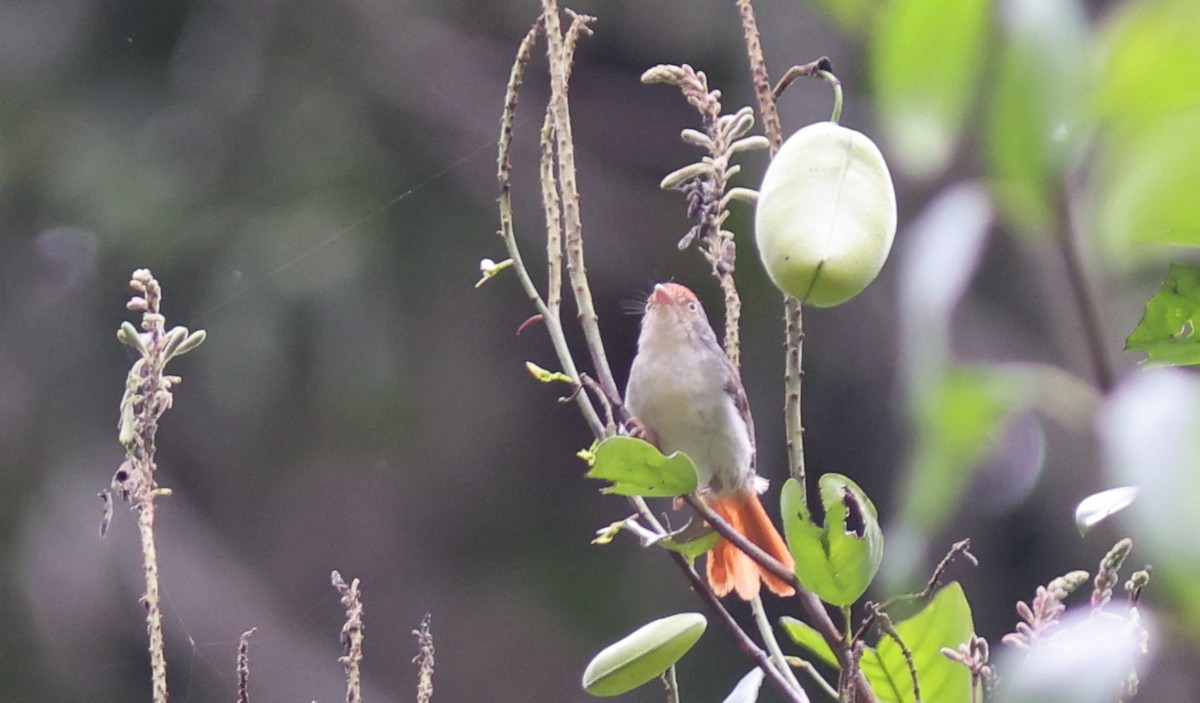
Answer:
541;1;624;406
413;613;435;703
236;628;256;703
109;270;206;703
495;16;604;436
332;571;365;703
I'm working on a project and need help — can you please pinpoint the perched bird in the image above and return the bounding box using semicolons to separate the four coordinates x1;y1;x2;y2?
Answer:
625;282;795;599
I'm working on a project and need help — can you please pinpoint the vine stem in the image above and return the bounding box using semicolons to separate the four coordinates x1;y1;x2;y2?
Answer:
731;8;876;700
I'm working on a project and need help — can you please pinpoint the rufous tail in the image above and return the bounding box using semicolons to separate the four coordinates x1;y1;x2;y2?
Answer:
706;492;796;600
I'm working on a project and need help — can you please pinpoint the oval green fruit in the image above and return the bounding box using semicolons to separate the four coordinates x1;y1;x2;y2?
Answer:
755;121;897;307
582;612;707;697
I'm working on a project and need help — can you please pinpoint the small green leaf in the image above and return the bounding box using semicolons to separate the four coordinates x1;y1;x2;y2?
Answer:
582;613;707;697
902;366;1018;533
1126;263;1200;365
805;0;884;38
660;520;720;559
781;474;884;606
871;0;990;180
859;583;975;703
779;617;839;669
1075;486;1140;536
585;436;699;498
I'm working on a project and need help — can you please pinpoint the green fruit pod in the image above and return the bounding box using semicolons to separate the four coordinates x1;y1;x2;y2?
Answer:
755;121;897;307
582;612;707;696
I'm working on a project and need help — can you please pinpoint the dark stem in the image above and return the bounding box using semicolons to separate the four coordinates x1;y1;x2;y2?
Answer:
1055;187;1114;392
683;494;876;700
664;550;809;703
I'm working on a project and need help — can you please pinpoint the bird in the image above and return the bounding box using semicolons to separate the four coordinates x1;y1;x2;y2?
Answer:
625;282;795;599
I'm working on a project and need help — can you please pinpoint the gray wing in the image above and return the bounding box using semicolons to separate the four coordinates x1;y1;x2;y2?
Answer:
722;359;756;472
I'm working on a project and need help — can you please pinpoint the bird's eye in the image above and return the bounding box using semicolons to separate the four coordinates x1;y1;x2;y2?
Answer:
686;301;698;312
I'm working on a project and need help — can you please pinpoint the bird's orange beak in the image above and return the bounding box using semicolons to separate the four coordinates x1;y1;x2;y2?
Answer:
651;284;673;306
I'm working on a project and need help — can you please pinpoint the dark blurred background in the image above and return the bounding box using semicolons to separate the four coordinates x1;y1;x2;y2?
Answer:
2;0;1195;701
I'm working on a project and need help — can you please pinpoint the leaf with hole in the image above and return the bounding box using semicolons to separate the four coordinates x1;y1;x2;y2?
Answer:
1126;263;1200;365
781;474;884;606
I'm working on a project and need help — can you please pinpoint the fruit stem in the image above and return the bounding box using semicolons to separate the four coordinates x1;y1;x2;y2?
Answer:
818;69;843;124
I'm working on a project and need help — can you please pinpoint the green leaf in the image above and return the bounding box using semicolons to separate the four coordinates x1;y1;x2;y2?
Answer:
806;0;885;39
781;474;884;606
585;436;699;497
660;523;720;560
779;617;839;669
859;583;975;703
985;0;1089;237
901;366;1018;533
582;613;707;697
870;0;990;180
1126;263;1200;364
1074;486;1140;536
1093;0;1200;252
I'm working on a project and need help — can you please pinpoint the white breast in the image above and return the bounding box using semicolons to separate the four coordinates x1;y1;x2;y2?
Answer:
626;344;752;492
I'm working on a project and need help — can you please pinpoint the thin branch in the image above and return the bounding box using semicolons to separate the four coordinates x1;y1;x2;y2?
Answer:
784;298;806;487
542;2;623;406
683;479;877;699
413;613;435;703
876;612;921;703
236;628;256;703
332;571;365;703
751;594;805;692
496;16;605;437
855;539;976;642
665;550;809;703
770;57;833;101
786;657;840;701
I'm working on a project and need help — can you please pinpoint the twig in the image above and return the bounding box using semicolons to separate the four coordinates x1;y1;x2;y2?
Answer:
542;2;623;407
413;613;435;703
785;656;840;700
236;628;256;703
682;494;874;699
770;57;833;101
751;594;805;691
855;539;977;642
332;571;365;703
495;15;604;437
876;612;921;703
666;550;809;703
